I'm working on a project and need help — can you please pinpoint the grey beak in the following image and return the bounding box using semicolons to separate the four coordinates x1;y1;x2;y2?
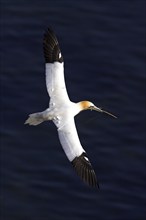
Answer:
92;106;117;119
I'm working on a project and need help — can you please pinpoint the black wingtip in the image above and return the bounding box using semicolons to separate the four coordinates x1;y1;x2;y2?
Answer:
43;28;63;63
71;152;99;188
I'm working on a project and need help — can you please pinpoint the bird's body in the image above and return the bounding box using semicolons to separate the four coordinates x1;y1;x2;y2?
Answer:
25;28;116;188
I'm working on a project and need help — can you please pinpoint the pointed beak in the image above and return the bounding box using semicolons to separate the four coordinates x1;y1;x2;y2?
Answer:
91;106;117;119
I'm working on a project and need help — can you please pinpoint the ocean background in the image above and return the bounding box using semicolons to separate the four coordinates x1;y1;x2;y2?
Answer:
0;0;146;219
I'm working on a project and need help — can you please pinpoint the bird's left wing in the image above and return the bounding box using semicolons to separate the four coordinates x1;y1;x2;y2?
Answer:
43;28;69;103
57;116;99;188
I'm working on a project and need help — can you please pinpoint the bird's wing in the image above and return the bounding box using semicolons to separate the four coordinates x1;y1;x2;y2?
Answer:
57;116;98;188
43;28;69;102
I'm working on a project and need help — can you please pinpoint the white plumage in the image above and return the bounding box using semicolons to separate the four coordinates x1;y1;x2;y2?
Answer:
45;62;69;101
25;28;116;188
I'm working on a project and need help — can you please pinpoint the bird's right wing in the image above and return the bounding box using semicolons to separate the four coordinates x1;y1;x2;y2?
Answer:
57;116;98;188
43;28;69;103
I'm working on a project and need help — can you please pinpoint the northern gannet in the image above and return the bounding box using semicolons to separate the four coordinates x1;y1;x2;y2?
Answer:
25;28;116;188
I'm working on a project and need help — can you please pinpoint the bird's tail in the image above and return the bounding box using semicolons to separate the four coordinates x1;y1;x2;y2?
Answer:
24;112;46;126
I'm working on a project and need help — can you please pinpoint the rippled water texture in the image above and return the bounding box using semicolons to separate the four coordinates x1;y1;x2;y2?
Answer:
1;0;146;219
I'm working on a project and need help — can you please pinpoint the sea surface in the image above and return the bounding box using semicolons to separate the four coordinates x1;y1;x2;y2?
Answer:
0;0;146;219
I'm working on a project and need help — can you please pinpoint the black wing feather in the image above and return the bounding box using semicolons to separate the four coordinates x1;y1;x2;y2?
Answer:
43;28;63;63
71;152;99;188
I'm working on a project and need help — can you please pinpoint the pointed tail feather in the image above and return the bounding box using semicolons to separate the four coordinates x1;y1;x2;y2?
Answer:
24;113;45;126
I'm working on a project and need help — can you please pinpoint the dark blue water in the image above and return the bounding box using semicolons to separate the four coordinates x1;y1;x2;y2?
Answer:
1;0;146;219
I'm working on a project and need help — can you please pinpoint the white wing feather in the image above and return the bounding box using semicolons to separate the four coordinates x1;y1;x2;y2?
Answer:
57;116;84;162
45;62;70;104
57;115;98;187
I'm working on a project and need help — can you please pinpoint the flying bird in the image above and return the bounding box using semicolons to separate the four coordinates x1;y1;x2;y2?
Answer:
25;28;116;188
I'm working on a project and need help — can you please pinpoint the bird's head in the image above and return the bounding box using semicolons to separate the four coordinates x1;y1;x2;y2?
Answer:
79;101;117;118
